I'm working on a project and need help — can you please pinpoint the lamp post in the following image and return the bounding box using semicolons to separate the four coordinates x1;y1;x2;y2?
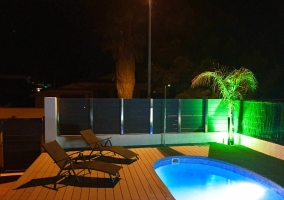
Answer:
163;84;170;146
147;0;152;99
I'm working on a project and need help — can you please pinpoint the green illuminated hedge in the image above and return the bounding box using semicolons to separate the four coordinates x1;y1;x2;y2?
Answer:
238;101;284;143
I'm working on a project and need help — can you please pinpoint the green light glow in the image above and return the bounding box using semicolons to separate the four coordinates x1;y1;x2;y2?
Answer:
241;101;284;141
180;99;204;132
207;99;228;132
192;66;258;145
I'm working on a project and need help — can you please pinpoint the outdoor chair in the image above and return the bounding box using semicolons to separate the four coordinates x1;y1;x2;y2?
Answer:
42;140;122;189
80;129;139;163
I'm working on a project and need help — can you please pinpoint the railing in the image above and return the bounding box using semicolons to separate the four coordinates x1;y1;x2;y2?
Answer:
57;98;284;145
57;98;228;135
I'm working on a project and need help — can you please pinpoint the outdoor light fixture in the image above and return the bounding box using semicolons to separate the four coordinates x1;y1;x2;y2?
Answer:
162;84;171;146
147;0;152;98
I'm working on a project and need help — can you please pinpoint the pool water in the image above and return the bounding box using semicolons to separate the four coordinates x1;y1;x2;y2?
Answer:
154;156;284;200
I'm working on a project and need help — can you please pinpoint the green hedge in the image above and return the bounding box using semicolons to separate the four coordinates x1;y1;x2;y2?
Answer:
238;101;284;144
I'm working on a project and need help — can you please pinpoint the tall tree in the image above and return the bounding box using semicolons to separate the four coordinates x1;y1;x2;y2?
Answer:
100;0;146;98
191;66;258;145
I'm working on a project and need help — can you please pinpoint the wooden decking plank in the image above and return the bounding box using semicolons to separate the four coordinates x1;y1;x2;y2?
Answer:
117;179;131;200
131;148;159;199
105;188;114;200
64;152;85;200
134;147;171;200
105;175;115;200
69;169;85;200
61;175;77;200
33;157;59;200
171;146;189;155
135;147;161;179
17;161;50;199
128;160;149;200
195;145;209;156
143;147;162;162
131;148;152;179
147;147;176;199
134;147;174;200
70;176;83;200
96;171;106;200
108;156;123;200
105;154;124;200
116;168;132;200
146;144;173;198
53;185;67;200
79;171;91;200
88;170;99;200
44;153;71;200
2;153;49;200
53;171;70;200
63;184;74;200
170;145;209;156
16;153;47;184
44;185;58;200
62;186;75;200
29;155;58;200
3;146;214;200
159;146;182;157
112;174;123;200
49;153;78;200
121;164;140;199
33;158;59;199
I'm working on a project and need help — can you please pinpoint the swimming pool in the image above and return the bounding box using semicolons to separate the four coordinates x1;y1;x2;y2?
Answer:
154;156;284;200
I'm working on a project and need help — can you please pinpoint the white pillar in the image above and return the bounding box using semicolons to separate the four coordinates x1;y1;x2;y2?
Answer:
44;97;57;143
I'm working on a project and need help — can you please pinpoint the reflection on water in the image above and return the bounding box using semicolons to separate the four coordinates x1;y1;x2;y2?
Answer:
155;162;283;200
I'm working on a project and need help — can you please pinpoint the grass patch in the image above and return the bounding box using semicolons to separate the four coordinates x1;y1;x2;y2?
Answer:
208;142;284;187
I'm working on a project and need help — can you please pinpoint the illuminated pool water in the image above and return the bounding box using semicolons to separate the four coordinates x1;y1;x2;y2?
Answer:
154;156;284;200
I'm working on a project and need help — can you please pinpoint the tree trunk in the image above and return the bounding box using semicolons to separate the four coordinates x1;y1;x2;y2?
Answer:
227;108;234;145
116;57;135;98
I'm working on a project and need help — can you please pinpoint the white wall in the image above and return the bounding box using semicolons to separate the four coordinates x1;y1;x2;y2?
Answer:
52;132;227;149
235;133;284;160
44;97;57;143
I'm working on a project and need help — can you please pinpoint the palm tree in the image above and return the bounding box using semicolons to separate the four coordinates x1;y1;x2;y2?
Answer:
191;66;258;145
101;1;146;98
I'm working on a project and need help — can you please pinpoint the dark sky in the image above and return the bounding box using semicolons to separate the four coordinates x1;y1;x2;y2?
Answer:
0;0;284;88
0;0;115;84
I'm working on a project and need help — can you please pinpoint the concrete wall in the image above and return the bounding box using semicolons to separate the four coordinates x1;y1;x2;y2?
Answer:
54;132;227;149
44;97;57;144
235;133;284;161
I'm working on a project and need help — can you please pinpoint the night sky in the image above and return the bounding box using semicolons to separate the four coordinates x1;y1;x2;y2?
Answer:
0;0;284;97
1;0;115;85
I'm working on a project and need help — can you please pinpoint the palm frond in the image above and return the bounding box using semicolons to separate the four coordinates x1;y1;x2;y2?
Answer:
191;69;229;98
191;66;258;107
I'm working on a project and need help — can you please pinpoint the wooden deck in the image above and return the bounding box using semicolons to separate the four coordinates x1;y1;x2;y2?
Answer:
1;145;209;200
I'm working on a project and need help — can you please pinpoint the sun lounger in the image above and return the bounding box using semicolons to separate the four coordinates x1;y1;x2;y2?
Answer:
42;140;122;189
80;129;139;163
